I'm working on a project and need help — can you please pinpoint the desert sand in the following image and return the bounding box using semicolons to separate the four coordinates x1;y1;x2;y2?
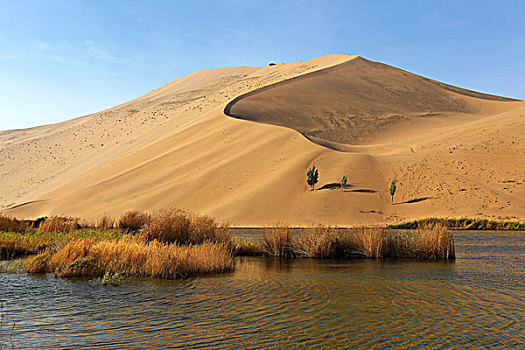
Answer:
1;54;524;226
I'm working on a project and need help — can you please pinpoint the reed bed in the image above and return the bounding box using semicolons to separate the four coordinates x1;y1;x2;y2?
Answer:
139;208;230;245
232;239;262;256
293;226;335;258
0;214;31;233
386;223;455;259
1;209;234;279
389;217;525;230
118;210;151;232
97;215;116;230
0;229;124;260
25;237;234;279
0;233;45;259
1;210;455;283
38;216;81;233
251;223;455;260
261;225;292;257
335;227;387;258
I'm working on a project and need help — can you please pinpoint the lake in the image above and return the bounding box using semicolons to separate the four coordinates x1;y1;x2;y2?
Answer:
1;231;523;349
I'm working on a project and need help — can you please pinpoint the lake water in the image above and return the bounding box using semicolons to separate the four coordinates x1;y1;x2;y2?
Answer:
0;231;523;349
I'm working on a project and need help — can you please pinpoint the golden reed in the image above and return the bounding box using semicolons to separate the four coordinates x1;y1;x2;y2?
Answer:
26;237;234;279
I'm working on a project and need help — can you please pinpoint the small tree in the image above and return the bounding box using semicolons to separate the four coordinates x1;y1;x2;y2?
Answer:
306;165;319;191
341;176;347;192
389;179;397;204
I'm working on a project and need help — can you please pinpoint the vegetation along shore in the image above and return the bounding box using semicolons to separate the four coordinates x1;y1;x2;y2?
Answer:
4;209;510;281
389;217;525;230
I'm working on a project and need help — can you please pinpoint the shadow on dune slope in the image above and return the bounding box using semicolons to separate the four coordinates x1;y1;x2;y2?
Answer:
225;56;519;146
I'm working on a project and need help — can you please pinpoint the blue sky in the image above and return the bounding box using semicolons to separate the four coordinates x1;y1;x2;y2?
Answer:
0;0;523;131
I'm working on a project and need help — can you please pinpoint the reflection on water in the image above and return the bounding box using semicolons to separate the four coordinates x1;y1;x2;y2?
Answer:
1;231;524;349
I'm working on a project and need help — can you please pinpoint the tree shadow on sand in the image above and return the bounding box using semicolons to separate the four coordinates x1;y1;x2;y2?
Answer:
396;197;432;205
318;182;348;190
349;189;377;193
317;183;377;193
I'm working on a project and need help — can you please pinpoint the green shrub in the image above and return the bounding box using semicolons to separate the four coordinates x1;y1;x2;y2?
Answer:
307;165;319;191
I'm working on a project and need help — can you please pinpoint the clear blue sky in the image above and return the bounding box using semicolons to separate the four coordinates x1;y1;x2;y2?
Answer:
1;0;523;131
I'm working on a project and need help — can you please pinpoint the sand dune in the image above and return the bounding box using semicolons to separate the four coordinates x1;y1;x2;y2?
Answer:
226;56;520;145
2;54;524;225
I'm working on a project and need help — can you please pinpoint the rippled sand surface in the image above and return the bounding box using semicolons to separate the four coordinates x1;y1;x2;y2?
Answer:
1;231;524;349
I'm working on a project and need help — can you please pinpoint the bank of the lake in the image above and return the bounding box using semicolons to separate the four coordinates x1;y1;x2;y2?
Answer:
1;212;456;280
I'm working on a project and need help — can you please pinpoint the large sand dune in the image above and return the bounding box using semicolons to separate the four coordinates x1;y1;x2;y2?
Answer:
1;55;524;225
226;56;520;145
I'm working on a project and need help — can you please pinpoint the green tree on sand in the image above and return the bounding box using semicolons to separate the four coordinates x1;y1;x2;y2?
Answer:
341;176;347;192
389;179;397;204
306;165;319;191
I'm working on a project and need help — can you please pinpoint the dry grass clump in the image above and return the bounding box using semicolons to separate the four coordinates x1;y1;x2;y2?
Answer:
0;214;31;233
25;237;234;279
293;226;335;258
1;209;236;280
25;249;53;273
389;217;525;230
189;214;231;244
250;223;455;260
337;228;387;258
259;226;386;259
0;232;53;259
39;216;80;233
408;223;455;259
335;224;454;259
0;258;27;274
139;208;230;245
0;236;38;259
261;225;292;257
97;215;116;230
0;230;124;260
232;239;263;256
384;224;455;259
118;210;151;232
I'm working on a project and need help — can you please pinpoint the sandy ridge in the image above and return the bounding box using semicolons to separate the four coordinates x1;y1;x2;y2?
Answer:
2;54;524;225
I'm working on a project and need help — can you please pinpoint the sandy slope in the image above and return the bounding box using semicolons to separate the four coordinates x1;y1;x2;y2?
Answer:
226;57;520;145
2;55;524;225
